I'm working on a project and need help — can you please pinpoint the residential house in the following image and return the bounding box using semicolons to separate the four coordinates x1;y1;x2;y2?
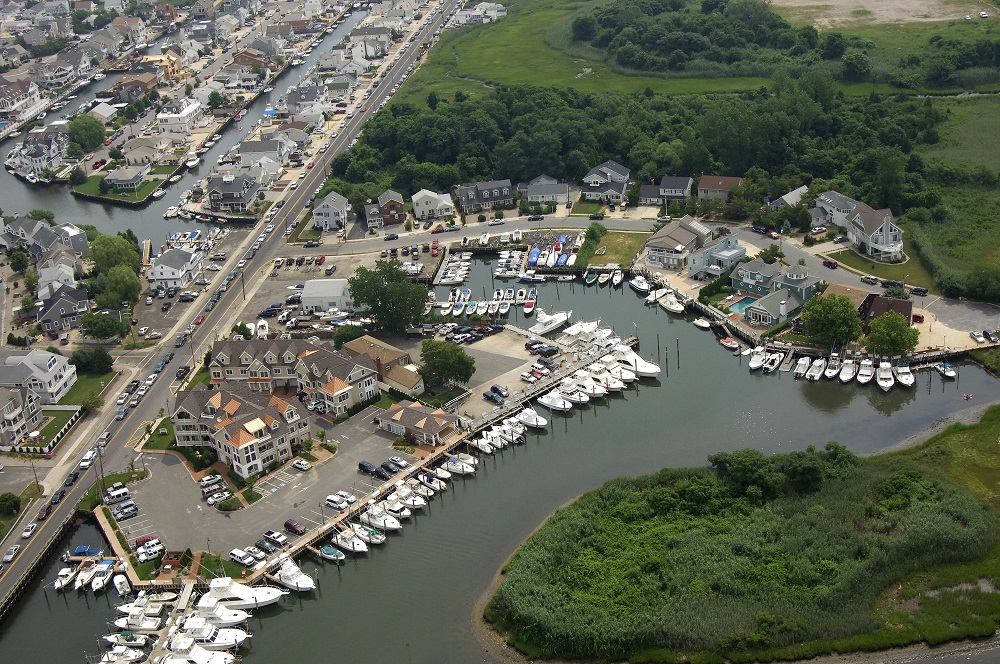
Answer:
156;97;203;134
687;233;746;280
731;260;822;327
375;400;458;446
313;191;351;231
0;349;78;404
239;138;293;166
110;15;145;43
300;279;352;314
341;335;424;395
697;175;742;200
519;174;569;205
411;189;454;220
210;338;319;392
247;36;284;58
232;47;272;72
164;42;200;68
148;248;203;289
88;101;117;125
0;387;42;450
859;293;913;333
104;164;150;191
581;160;630;203
214;13;240;40
37;283;89;336
638;175;693;206
37;263;76;293
294;346;377;414
323;73;357;99
769;184;809;212
172;386;309;480
457;179;513;215
813;191;903;261
338;58;370;77
452;1;507;26
643;215;712;271
54;224;88;256
204;173;261;213
155;3;179;21
141;53;181;80
285;82;326;115
39;243;84;271
0;44;29;69
377;189;405;226
191;0;217;20
0;79;40;121
11;124;69;175
350;27;391;58
111;72;158;102
316;50;345;72
90;27;125;57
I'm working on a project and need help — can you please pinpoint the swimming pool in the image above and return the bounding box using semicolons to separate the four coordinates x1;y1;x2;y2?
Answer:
728;295;758;314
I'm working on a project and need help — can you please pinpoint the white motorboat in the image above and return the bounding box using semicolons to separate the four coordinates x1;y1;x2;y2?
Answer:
360;502;402;531
805;358;826;382
629;275;650;294
793;356;811;379
433;465;452;480
747;347;767;371
839;358;858;383
856;358;876;385
498;301;510;315
645;287;669;304
876;361;895;392
151;188;167;199
590;368;625;391
482;430;506;450
86;561;114;592
456;452;479;468
75;559;98;590
658;294;685;314
439;302;453;316
762;352;783;373
182;615;251;649
99;646;146;662
378;497;412;520
185;157;201;168
169;174;183;183
102;632;149;648
391;482;427;510
114;607;163;632
557;382;590;404
476;301;489;315
611;269;623;287
351;522;386;545
417;471;447;493
452;302;465;317
935;362;957;379
198;577;288;610
113;574;131;597
93;72;107;80
193;596;251;626
893;362;915;387
164;206;179;218
444;457;476;475
571;372;608;398
601;358;636;382
693;318;712;329
272;555;315;592
611;345;661;377
527;308;572;335
333;527;369;553
319;544;345;563
53;567;76;591
537;392;573;412
824;353;842;379
116;595;168;615
406;477;435;499
166;634;235;664
516;408;548;428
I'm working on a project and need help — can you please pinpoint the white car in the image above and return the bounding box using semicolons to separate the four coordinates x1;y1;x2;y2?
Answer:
257;234;266;242
147;332;162;340
137;385;149;397
145;374;157;385
334;490;357;504
2;545;20;562
116;393;129;405
520;372;538;384
207;491;231;506
145;296;153;305
265;224;274;233
138;326;149;336
971;330;987;344
324;495;349;511
245;546;266;561
389;456;409;469
21;523;37;539
237;260;247;268
292;459;312;471
207;264;223;271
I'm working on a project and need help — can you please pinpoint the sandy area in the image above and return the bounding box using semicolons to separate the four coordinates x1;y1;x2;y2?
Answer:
772;0;987;28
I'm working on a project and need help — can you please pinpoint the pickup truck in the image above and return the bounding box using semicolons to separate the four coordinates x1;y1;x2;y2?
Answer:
263;530;289;547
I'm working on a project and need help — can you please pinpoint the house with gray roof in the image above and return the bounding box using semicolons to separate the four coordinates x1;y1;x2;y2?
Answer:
204;173;261;213
105;164;149;191
38;263;76;293
643;215;711;271
0;349;77;404
411;189;454;220
581;160;630;203
732;260;822;327
770;184;809;211
148;247;202;289
211;337;320;392
0;387;41;450
294;344;377;415
313;191;351;232
37;283;89;336
687;233;746;280
238;138;292;166
519;174;569;205
813;190;902;261
457;179;513;215
376;400;459;446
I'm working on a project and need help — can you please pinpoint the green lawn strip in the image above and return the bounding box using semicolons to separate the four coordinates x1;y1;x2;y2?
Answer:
39;408;76;445
417;387;465;408
58;371;117;405
287;211;321;242
148;164;177;175
122;340;157;350
590;231;652;267
373;393;400;410
824;248;937;294
144;418;175;451
568;200;604;215
185;367;212;389
74;175;164;202
0;482;43;541
243;488;263;505
199;552;247;578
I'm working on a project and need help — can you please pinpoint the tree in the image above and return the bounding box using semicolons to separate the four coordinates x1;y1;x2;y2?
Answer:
757;244;785;264
571;15;597;42
801;294;863;347
122;105;137;121
70;347;114;373
27;209;55;222
98;177;112;195
108;147;124;161
232;322;253;338
863;311;920;357
24;269;38;293
80;312;127;339
10;250;28;273
79;390;105;413
185;83;194;96
883;285;909;300
0;492;20;515
419;339;476;385
69;166;88;185
207;90;228;109
427;91;439;110
841;51;871;80
107;264;142;303
334;324;368;349
68;114;106;151
67;142;84;160
348;260;429;331
90;233;140;275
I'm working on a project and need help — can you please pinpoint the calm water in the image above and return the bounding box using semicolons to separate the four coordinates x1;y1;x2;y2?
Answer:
1;256;996;663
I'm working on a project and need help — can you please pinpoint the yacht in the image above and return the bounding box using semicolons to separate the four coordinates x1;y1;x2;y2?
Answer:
645;287;669;304
839;358;858;383
805;357;826;382
181;615;251;649
272;554;316;592
762;352;783;373
611;345;661;377
185;156;201;168
793;356;811;379
198;577;288;610
417;471;447;493
557;382;590;405
572;371;608;398
391;482;427;510
102;632;149;648
405;477;435;499
74;559;98;590
876;361;895;392
444;457;476;475
628;275;650;294
378;497;412;520
590;368;625;391
193;596;251;626
351;522;386;545
935;362;957;379
856;358;876;385
99;646;146;662
601;358;636;382
537;392;573;412
166;634;235;664
333;526;369;553
658;294;685;314
747;347;767;371
527;308;572;335
893;361;915;387
516;408;548;428
114;607;163;632
151;188;167;199
53;566;77;591
360;502;402;531
824;353;842;379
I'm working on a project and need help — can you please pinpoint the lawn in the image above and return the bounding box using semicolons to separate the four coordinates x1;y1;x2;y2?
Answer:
199;552;247;577
589;231;652;267
374;393;400;410
59;371;117;405
39;408;76;446
144;418;175;451
149;164;177;175
418;387;466;408
568;199;604;216
185;367;212;389
922;96;1000;171
73;175;164;203
825;248;937;294
288;213;322;243
80;469;147;511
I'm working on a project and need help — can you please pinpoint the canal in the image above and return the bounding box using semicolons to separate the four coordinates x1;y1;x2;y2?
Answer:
0;255;997;663
0;10;367;242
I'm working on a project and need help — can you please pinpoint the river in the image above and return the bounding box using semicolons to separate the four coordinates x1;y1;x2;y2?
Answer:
0;254;997;663
0;11;368;242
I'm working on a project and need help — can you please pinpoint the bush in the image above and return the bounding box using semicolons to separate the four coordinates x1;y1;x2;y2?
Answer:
226;468;247;490
217;497;242;511
478;214;487;222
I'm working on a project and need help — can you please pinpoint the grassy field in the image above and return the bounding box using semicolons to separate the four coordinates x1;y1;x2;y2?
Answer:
922;96;1000;171
185;367;212;389
59;371;117;405
74;176;164;203
39;408;76;446
568;200;604;215
144;418;175;451
825;248;937;293
589;231;651;267
198;552;246;578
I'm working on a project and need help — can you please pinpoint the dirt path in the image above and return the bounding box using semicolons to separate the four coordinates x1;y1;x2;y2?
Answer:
772;0;986;28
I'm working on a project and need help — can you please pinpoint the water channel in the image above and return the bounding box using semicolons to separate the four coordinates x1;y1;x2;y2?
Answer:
1;252;998;663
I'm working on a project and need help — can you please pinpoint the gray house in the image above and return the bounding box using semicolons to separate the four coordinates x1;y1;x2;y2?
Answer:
457;179;513;214
519;174;568;205
643;215;711;270
687;233;746;280
581;160;629;203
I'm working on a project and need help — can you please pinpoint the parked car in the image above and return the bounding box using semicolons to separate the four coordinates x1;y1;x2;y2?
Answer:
490;384;509;398
284;519;307;535
292;459;312;471
335;490;358;504
36;504;53;520
325;495;349;511
359;460;390;480
263;530;289;547
985;329;999;343
821;259;838;269
381;460;401;475
484;390;503;405
384;233;399;241
255;539;278;555
589;213;605;220
860;275;879;285
909;286;929;296
971;330;987;344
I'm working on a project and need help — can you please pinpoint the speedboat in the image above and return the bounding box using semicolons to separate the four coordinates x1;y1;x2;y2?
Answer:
351;522;386;545
629;275;650;294
185;157;201;168
537;392;573;412
936;362;957;379
523;296;536;315
198;577;288;610
433;465;452;480
476;301;489;315
515;288;527;304
876;361;895;392
856;358;876;385
164;206;179;218
659;294;685;314
181;615;251;649
747;347;767;371
611;270;623;287
417;471;446;493
516;408;548;428
319;544;345;563
103;632;149;648
53;567;77;591
391;482;427;510
824;353;841;379
113;574;131;597
75;559;99;590
378;497;412;520
457;452;479;467
585;271;598;286
762;352;783;373
805;357;827;382
793;356;811;379
193;596;251;626
646;288;669;304
719;337;740;351
114;608;163;632
166;634;235;664
444;457;476;475
272;555;315;592
169;174;182;183
99;646;146;662
439;302;453;316
893;362;915;387
333;527;369;553
839;358;858;383
611;345;661;377
406;477;435;499
360;502;402;530
572;371;608;398
93;72;107;80
151;188;167;199
693;317;712;329
528;308;572;335
557;382;590;404
498;301;510;315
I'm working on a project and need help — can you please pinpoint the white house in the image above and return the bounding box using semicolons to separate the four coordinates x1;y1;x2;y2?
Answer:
814;191;903;261
156;97;203;135
300;279;352;313
0;349;78;404
411;189;455;220
0;79;41;121
148;248;203;289
37;263;76;293
313;191;351;231
581;160;630;203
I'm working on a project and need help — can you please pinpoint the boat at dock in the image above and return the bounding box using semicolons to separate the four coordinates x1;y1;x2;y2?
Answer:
857;358;876;385
150;188;167;200
556;382;590;405
748;347;767;371
646;287;669;304
611;269;623;287
351;522;386;545
406;476;435;499
659;294;685;314
198;577;288;610
391;482;427;510
537;391;573;411
319;544;345;562
629;275;650;294
762;352;784;373
74;559;97;590
166;634;235;664
333;526;369;553
418;471;447;493
611;345;661;377
271;554;315;592
185;157;201;168
360;502;402;531
719;337;740;351
839;357;858;383
693;317;712;329
113;574;130;597
876;361;895;391
936;362;957;379
805;357;827;382
181;615;252;649
516;407;548;428
585;271;598;286
824;353;842;379
893;361;915;387
444;457;476;475
164;206;179;218
114;607;163;632
793;356;811;379
102;631;149;648
379;497;412;520
53;566;76;591
193;596;250;626
168;174;183;183
99;645;146;662
528;308;572;335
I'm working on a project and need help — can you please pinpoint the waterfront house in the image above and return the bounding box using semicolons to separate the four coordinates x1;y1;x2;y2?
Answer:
697;175;742;200
457;179;513;214
0;349;78;404
643;215;711;271
581;160;629;203
0;79;40;121
859;294;913;333
293;346;378;415
411;189;454;220
88;101;117;125
0;387;42;451
37;283;89;336
211;338;318;392
156;97;203;135
173;385;309;479
11;124;69;175
204;173;261;213
375;401;459;446
686;233;746;280
104;164;150;191
148;248;202;289
313;191;351;232
238;138;293;166
813;191;903;261
342;335;424;396
732;260;822;327
37;263;76;293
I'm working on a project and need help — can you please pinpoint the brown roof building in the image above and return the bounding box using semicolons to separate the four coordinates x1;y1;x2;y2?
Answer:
859;294;913;333
376;400;459;446
697;175;743;200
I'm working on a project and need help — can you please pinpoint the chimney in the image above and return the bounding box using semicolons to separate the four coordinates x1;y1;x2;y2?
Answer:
779;300;787;317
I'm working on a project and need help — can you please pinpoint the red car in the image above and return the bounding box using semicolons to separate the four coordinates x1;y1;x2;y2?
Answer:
37;504;53;521
104;138;113;146
315;255;325;265
431;240;439;248
194;314;206;324
821;259;839;269
768;231;780;239
431;226;445;234
307;161;314;168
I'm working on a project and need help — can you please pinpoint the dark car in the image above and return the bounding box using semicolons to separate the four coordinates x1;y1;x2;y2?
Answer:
527;215;544;221
295;256;306;266
423;220;433;229
304;240;320;248
821;259;838;269
175;365;191;379
751;225;767;234
380;460;401;475
255;539;278;554
276;200;286;208
525;339;543;351
537;357;556;370
589;213;605;220
50;489;66;505
490;384;510;399
985;329;1000;343
483;390;503;405
359;460;391;481
64;471;80;486
537;346;559;358
126;380;141;394
910;286;929;296
881;279;904;288
384;233;399;241
161;301;172;312
284;519;307;536
36;504;53;520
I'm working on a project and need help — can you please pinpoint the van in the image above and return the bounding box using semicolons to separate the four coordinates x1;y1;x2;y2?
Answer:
199;474;222;487
79;450;96;469
201;484;221;497
229;549;255;567
106;487;131;504
97;431;111;448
